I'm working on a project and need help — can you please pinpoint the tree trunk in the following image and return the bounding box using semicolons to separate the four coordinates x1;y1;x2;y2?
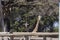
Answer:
0;0;5;32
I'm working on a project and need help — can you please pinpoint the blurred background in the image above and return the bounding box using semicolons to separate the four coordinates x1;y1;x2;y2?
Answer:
0;0;59;32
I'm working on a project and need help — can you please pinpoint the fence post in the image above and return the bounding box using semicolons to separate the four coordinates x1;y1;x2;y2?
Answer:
25;36;29;40
10;30;13;40
10;36;13;40
43;36;46;40
50;37;52;40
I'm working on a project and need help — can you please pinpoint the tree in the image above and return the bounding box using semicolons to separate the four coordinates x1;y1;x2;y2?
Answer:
0;0;5;32
1;0;58;32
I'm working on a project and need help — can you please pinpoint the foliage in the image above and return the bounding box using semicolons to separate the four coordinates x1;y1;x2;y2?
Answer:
54;27;58;32
1;0;59;32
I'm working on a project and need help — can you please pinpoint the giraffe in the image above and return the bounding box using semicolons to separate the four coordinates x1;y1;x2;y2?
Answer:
32;15;41;32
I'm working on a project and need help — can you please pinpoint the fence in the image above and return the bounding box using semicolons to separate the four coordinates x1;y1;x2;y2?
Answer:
0;32;58;40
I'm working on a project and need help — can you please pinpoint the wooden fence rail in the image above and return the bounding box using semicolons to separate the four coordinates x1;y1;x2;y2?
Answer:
0;32;59;40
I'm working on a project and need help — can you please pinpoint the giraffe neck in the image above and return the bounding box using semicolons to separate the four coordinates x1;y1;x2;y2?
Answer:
32;15;41;32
